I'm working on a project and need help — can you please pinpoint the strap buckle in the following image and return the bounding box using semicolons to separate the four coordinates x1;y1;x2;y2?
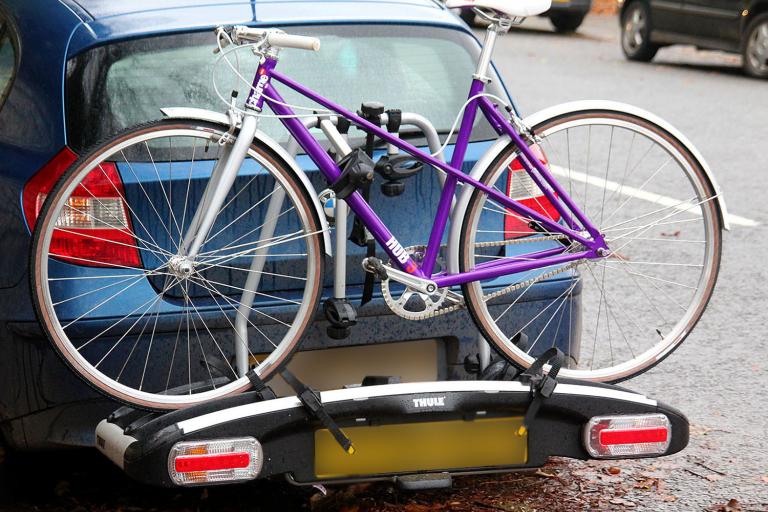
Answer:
517;347;565;436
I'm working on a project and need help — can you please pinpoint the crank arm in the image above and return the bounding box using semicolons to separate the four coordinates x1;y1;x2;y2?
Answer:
361;258;438;294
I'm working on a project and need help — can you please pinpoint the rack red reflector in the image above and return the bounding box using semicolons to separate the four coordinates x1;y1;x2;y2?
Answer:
168;437;263;486
174;452;251;473
584;414;671;459
600;426;669;446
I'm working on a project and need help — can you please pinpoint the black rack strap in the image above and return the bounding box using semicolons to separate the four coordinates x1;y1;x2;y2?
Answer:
517;347;565;436
280;368;355;455
245;370;276;401
355;102;385;307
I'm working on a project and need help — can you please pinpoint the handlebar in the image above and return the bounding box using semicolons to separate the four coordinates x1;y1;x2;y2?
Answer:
227;25;321;52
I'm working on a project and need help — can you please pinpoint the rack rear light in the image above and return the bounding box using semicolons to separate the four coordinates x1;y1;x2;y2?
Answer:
168;437;263;486
584;414;671;458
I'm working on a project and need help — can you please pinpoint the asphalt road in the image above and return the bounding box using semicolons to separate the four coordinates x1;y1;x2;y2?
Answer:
489;13;768;511
1;13;766;512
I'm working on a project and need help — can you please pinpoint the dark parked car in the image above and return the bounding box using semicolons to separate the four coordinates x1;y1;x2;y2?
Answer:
619;0;768;78
0;0;577;450
454;0;593;33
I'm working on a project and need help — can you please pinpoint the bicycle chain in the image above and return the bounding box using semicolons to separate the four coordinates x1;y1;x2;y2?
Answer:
381;241;578;321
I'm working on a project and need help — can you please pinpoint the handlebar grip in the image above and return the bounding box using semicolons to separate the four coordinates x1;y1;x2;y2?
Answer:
266;32;321;52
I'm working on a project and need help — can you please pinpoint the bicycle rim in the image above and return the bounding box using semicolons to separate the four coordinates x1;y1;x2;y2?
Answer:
32;121;324;409
460;110;722;382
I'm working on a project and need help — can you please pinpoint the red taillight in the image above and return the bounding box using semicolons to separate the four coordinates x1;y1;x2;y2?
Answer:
584;414;671;459
22;147;78;230
23;149;141;267
504;144;561;239
175;452;252;473
600;427;669;446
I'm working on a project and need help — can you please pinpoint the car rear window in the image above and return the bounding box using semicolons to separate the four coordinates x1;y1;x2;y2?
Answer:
0;12;18;111
65;24;504;152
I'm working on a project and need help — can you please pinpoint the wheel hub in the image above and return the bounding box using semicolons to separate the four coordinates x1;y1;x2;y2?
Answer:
168;255;195;280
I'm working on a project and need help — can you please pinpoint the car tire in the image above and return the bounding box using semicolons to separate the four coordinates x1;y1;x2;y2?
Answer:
550;13;586;33
743;13;768;78
621;1;659;61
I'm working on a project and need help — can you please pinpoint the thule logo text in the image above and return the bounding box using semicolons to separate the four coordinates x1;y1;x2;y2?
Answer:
412;396;446;408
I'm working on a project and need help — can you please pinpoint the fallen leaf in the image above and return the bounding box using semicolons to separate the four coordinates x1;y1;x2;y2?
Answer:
404;504;433;512
607;466;621;475
609;498;636;507
634;478;659;490
709;499;743;512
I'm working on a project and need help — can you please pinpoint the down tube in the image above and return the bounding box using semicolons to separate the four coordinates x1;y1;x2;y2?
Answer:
264;88;425;278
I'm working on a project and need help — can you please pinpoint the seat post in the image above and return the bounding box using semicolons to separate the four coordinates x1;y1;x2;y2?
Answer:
473;16;512;82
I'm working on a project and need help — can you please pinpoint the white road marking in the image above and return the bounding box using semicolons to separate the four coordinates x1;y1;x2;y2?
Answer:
550;166;759;227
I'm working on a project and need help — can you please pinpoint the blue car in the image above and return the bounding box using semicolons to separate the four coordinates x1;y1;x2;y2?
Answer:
0;0;577;449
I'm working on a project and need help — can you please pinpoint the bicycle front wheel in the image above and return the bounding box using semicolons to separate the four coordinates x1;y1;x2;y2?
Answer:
459;108;722;382
31;120;325;409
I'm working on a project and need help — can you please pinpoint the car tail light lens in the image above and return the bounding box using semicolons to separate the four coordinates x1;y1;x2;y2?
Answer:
168;437;263;486
584;414;671;458
23;149;141;267
504;144;561;239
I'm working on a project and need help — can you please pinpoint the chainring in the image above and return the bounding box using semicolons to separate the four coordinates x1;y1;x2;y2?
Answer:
380;245;459;320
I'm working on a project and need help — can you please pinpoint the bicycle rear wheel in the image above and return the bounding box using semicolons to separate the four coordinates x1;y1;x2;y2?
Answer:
31;120;325;409
459;108;722;382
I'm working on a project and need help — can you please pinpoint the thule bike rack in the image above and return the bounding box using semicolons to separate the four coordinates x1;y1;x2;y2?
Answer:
94;109;690;490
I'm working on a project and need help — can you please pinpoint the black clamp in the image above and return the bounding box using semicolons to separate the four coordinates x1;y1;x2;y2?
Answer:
281;368;355;455
323;297;357;339
516;347;564;436
386;108;402;133
375;108;422;197
245;369;277;401
330;149;375;200
336;116;351;135
374;155;423;197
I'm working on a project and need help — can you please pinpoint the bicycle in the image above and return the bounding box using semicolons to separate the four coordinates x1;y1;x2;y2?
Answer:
31;2;724;410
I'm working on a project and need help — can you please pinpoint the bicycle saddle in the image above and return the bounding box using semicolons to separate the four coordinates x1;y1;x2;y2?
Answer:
445;0;552;18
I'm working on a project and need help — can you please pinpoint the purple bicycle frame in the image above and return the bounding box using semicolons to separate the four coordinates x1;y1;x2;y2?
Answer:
246;56;607;288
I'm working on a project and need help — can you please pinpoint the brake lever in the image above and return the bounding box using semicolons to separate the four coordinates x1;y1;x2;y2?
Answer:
213;25;234;54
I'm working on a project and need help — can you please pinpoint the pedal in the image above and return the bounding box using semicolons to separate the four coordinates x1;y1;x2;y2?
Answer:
362;257;389;281
323;298;357;339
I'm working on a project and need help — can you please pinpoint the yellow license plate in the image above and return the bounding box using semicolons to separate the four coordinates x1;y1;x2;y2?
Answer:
314;417;528;479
